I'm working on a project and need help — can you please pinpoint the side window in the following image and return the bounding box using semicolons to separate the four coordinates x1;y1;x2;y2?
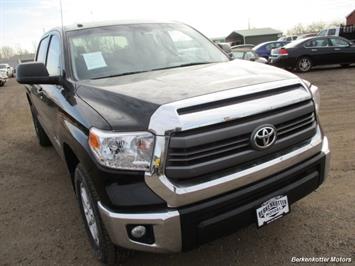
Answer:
330;38;349;47
46;35;61;76
36;36;49;63
304;39;329;48
328;29;336;36
265;44;273;51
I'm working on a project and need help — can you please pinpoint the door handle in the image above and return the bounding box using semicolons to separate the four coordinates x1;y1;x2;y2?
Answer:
37;87;45;100
311;49;318;52
334;48;341;51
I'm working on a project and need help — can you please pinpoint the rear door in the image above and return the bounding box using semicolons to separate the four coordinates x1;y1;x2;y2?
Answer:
303;38;333;65
329;37;354;64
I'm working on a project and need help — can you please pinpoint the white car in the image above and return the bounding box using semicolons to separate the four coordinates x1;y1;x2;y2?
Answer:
0;64;14;78
0;71;7;86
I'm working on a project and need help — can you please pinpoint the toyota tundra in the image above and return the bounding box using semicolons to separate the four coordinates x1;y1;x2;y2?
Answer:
16;21;330;264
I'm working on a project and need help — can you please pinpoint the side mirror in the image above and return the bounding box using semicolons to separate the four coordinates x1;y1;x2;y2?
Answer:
249;57;256;61
16;62;60;85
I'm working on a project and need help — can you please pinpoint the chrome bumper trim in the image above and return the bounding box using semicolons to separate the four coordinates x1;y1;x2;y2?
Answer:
321;136;331;180
146;127;325;207
98;202;181;253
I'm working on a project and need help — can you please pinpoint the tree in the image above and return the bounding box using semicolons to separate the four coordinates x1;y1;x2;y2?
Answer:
306;21;326;33
287;23;306;35
0;46;15;59
287;20;344;35
14;45;29;56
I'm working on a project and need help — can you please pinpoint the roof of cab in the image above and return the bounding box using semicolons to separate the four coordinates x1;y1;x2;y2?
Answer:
50;20;180;33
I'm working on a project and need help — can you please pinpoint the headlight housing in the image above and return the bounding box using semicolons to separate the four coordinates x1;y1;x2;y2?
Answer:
303;79;320;113
88;128;155;171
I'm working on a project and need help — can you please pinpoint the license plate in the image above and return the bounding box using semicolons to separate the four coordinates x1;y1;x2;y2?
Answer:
256;195;290;228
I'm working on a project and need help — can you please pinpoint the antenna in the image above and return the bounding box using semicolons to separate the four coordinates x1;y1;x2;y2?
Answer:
59;0;64;31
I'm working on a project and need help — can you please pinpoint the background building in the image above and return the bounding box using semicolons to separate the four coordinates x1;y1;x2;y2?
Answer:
346;9;355;25
225;28;282;46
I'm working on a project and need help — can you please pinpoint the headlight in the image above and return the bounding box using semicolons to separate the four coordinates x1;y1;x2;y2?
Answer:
88;128;155;171
303;79;320;113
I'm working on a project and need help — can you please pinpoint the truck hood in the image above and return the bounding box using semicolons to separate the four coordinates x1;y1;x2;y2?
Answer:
76;60;298;131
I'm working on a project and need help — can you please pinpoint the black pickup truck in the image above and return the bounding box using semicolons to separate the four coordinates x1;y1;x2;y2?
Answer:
16;21;330;265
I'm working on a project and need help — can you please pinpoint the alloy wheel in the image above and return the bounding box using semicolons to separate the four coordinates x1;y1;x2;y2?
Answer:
80;182;100;246
299;58;311;72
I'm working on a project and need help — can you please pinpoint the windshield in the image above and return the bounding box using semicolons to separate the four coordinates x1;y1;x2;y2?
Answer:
67;23;228;80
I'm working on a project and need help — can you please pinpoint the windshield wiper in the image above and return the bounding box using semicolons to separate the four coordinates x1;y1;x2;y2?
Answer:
151;62;214;71
91;70;150;80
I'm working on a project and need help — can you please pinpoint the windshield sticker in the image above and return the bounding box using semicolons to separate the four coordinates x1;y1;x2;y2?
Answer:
82;52;107;70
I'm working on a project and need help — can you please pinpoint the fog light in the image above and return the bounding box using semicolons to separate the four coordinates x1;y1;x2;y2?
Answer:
131;225;146;238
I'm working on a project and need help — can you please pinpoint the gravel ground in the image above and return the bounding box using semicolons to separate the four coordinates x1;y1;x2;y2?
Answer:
0;66;354;266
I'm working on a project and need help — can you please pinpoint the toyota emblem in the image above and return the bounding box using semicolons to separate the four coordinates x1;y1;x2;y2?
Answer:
251;125;277;150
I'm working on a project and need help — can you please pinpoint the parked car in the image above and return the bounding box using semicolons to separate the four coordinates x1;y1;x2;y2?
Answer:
296;33;318;40
232;48;267;63
252;41;289;59
16;21;330;265
278;35;297;42
270;36;355;72
319;25;355;42
0;71;7;86
0;63;14;77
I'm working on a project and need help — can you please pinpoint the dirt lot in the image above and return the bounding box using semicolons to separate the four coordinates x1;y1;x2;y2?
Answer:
0;67;354;266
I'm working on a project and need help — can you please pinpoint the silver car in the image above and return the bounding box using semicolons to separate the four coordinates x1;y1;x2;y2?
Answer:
0;64;14;78
0;71;8;86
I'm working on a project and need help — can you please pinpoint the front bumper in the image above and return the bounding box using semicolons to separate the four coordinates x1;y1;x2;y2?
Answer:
98;136;330;253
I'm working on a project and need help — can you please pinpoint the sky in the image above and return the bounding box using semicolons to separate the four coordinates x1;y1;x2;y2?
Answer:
0;0;354;52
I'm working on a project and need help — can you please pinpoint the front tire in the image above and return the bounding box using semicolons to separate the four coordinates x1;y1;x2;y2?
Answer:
296;57;312;72
74;164;131;265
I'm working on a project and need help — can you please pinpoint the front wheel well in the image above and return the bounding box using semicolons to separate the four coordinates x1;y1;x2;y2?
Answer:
63;143;80;189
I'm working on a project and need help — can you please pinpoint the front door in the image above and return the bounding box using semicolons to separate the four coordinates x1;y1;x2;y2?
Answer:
37;33;64;148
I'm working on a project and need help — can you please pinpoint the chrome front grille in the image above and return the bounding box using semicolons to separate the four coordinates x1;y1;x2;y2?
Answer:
166;100;317;180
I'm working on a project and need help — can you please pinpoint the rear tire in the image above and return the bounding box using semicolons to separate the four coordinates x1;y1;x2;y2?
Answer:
30;107;52;147
296;57;312;72
0;81;3;87
74;164;131;265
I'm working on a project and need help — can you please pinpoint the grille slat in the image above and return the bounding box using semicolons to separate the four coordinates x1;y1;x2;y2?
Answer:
278;118;315;137
277;113;315;132
168;137;249;158
168;142;250;163
166;99;317;180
